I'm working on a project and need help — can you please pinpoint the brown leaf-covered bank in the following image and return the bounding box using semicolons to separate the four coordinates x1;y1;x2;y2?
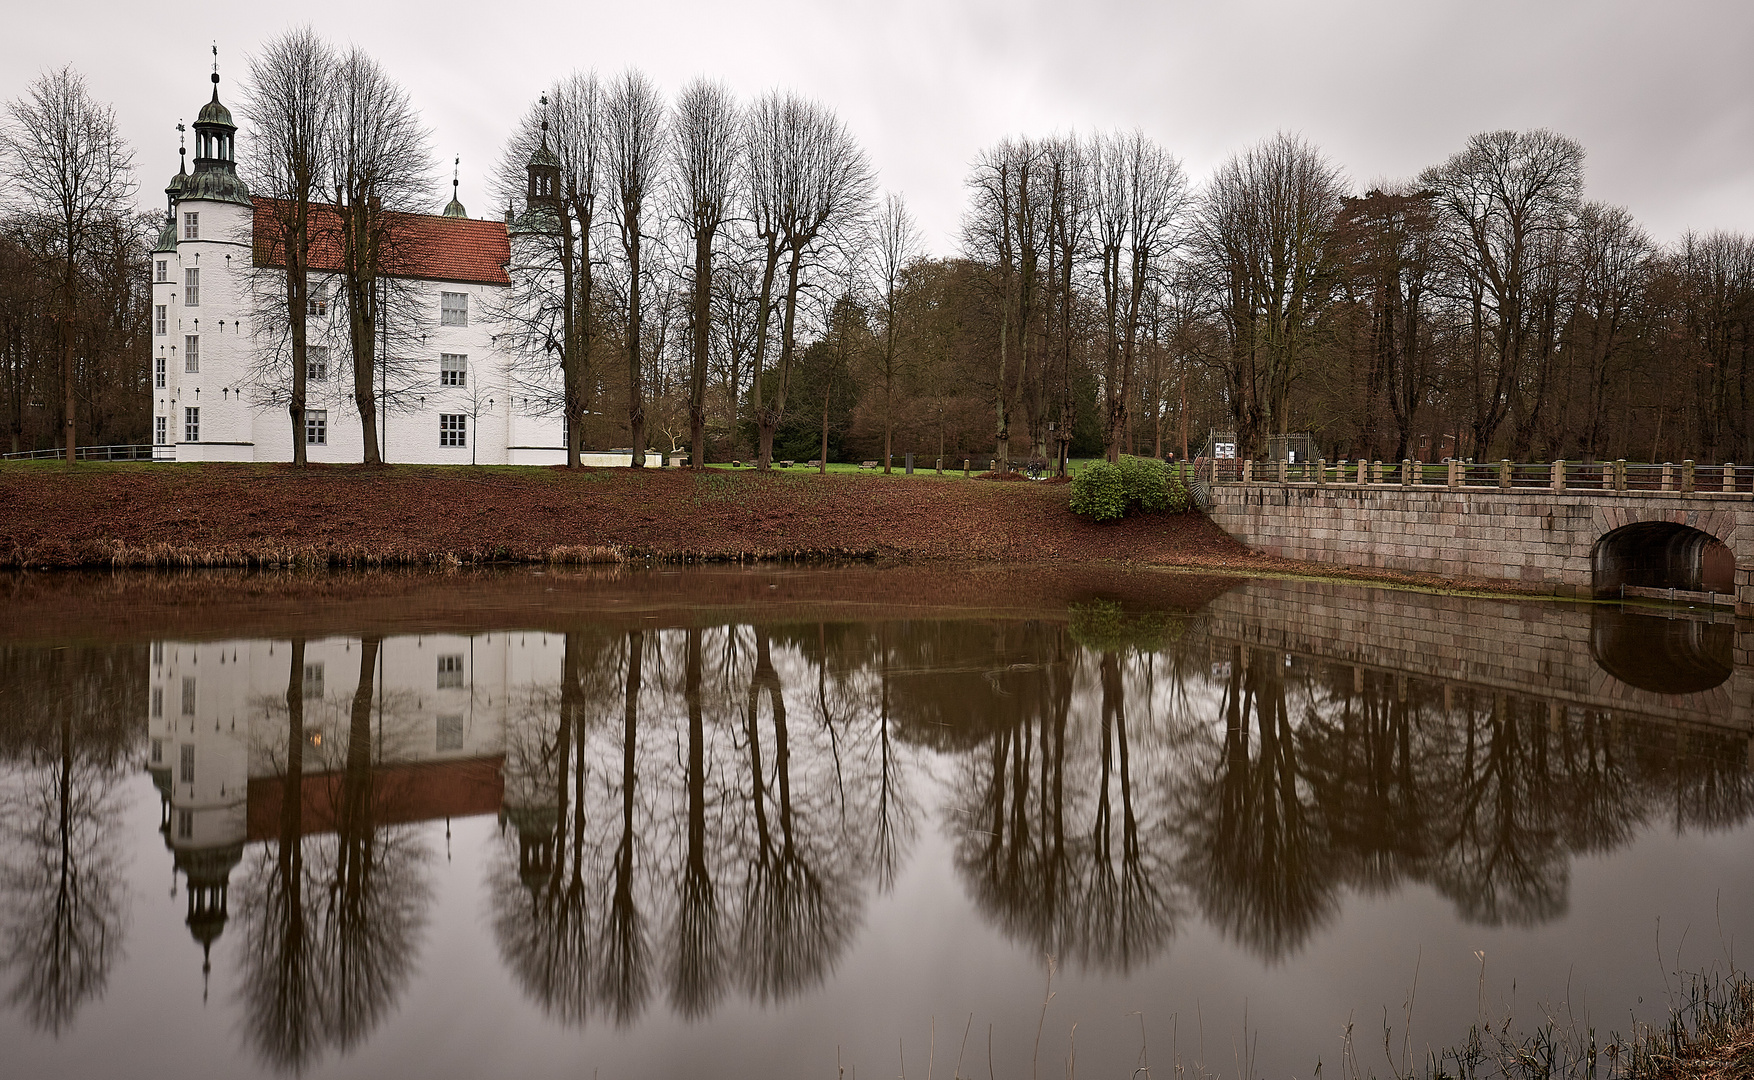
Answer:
0;462;1254;569
0;462;1602;601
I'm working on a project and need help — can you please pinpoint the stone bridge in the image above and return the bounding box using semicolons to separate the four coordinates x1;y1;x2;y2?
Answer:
1201;578;1753;734
1205;473;1754;617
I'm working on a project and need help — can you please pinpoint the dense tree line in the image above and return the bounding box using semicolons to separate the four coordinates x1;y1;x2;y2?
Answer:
6;41;1752;465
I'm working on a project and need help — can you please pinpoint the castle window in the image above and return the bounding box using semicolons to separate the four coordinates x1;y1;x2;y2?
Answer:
440;291;468;327
181;676;196;715
439;414;465;448
308;283;327;318
306;410;327;446
156;260;168;283
151;739;163;763
303;662;325;699
155;304;167;336
155;355;166;388
184;268;199;307
153;642;164;664
440;353;466;386
184;406;200;443
151;686;163;717
308;345;328;381
155;415;167;445
177;809;193;838
185;335;199;373
437;714;464;752
183;212;198;240
436;654;464;688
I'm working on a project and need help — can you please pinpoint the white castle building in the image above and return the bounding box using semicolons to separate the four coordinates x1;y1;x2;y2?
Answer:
150;67;581;465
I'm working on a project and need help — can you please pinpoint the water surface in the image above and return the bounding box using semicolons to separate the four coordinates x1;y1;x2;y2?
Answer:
1;566;1750;1080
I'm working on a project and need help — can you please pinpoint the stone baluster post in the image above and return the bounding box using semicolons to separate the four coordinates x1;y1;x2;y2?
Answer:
1724;462;1736;494
1243;459;1253;483
1278;458;1288;484
1356;459;1367;487
1317;458;1327;486
1499;459;1512;490
1551;459;1566;493
1615;459;1627;492
1447;459;1460;489
1401;459;1412;487
1682;459;1695;494
1662;462;1674;491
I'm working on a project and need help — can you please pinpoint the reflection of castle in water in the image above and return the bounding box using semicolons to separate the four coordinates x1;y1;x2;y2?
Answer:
146;634;530;985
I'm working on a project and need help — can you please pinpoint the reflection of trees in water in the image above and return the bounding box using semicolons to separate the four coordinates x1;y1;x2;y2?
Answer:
1176;646;1341;961
0;645;140;1034
939;627;1754;967
491;625;905;1027
949;630;1187;974
233;638;432;1073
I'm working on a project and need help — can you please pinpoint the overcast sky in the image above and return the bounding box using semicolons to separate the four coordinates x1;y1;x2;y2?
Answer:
5;0;1751;255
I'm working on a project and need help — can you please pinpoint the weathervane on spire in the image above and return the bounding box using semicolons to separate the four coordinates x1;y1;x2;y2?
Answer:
453;155;460;195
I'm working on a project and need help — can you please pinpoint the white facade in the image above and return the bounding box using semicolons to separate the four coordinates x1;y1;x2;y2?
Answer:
150;74;569;466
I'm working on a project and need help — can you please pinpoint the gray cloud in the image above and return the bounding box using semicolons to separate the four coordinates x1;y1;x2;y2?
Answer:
4;0;1750;253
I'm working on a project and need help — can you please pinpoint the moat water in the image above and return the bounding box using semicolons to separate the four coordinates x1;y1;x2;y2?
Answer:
1;566;1750;1080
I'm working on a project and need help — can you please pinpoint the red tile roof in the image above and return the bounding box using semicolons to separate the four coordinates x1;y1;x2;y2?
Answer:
252;197;510;287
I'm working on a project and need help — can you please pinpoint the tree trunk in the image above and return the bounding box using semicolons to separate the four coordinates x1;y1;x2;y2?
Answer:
288;221;308;467
627;222;645;468
690;230;710;471
819;374;830;473
61;259;75;462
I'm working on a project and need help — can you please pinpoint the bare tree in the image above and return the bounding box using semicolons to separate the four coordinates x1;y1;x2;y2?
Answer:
871;192;921;472
963;138;1039;472
1420;129;1583;458
671;79;738;471
0;67;136;462
744;92;873;469
1090;130;1188;461
1193;132;1344;456
243;27;337;466
327;47;432;465
496;76;606;468
604;70;666;468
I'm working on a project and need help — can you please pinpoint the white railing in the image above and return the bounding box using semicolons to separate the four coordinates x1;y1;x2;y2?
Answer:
2;443;159;462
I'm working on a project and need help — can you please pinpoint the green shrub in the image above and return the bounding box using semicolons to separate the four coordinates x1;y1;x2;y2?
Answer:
1069;460;1125;521
1071;456;1190;521
1119;455;1170;512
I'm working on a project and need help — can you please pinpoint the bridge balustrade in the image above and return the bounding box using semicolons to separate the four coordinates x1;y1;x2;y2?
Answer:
1199;457;1754;498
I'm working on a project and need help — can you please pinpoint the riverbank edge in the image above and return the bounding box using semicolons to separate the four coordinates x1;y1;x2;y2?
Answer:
0;461;1711;611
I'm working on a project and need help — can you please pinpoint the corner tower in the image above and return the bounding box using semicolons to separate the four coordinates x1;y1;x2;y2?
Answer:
156;47;256;462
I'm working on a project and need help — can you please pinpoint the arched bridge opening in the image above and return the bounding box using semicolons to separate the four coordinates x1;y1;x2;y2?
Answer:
1591;521;1736;598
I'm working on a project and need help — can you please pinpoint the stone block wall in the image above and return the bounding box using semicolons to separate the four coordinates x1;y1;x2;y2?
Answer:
1205;484;1754;616
1204;577;1753;732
